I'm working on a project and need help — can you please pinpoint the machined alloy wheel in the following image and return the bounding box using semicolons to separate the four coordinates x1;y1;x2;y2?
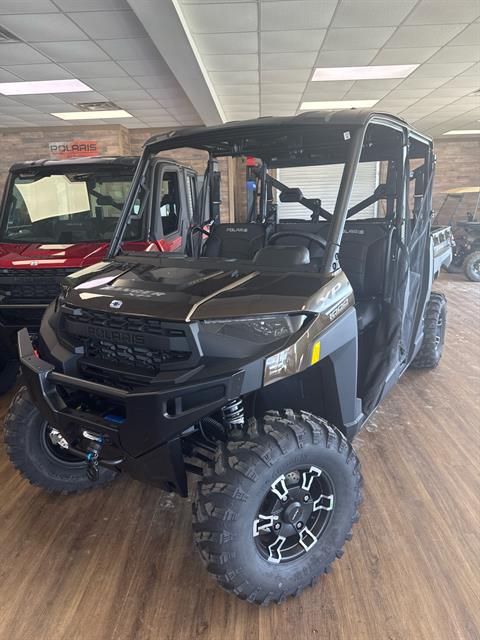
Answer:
464;251;480;282
193;410;362;605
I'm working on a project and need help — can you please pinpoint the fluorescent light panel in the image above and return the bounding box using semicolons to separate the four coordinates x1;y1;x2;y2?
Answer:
443;129;480;135
51;110;133;120
312;65;418;81
0;79;92;95
300;99;378;110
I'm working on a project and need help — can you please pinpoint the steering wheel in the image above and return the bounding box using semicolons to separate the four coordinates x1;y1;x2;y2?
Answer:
267;230;327;250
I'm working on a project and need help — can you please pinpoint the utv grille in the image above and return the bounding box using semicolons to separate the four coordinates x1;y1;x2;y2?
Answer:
60;306;198;383
0;268;77;305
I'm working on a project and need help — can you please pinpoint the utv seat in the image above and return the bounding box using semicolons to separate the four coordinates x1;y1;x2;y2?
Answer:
202;223;266;260
339;220;391;331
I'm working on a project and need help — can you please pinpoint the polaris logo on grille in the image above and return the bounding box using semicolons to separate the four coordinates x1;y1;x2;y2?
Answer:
110;299;123;309
87;326;145;345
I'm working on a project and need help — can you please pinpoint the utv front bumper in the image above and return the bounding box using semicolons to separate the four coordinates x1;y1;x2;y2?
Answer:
18;328;255;495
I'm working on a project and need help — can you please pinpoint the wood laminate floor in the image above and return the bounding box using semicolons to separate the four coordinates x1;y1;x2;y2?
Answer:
0;273;478;640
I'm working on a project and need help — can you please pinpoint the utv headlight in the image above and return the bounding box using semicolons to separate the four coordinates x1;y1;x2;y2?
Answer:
201;314;308;345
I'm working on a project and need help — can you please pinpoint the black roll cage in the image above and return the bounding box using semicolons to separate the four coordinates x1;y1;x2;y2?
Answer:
108;113;433;276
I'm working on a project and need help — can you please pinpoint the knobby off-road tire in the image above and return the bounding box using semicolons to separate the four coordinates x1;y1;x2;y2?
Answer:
4;387;116;494
464;251;480;282
0;359;19;395
411;292;447;369
192;410;363;605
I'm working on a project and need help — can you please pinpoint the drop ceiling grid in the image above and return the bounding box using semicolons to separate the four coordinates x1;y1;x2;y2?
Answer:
0;2;201;128
181;0;480;134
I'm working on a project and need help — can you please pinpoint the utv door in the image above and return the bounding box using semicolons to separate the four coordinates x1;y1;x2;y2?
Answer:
154;164;189;252
401;135;435;364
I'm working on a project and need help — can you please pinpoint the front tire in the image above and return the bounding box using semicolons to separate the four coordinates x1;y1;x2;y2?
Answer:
410;292;447;369
192;410;362;605
4;387;117;493
464;251;480;282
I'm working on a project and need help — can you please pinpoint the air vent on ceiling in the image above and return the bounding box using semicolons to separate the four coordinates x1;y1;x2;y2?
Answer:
75;101;120;112
0;27;20;42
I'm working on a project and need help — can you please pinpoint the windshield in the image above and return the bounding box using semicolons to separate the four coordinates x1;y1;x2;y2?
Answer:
1;169;140;244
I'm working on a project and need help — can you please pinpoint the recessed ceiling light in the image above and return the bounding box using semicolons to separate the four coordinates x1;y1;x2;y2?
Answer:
443;129;480;135
0;79;92;96
300;100;378;110
312;65;418;82
51;110;133;120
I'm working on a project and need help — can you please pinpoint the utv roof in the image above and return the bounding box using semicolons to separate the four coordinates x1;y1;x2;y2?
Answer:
9;156;139;173
145;110;431;155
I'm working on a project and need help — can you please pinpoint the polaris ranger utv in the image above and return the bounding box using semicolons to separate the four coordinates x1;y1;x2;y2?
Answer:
0;155;197;393
5;111;451;605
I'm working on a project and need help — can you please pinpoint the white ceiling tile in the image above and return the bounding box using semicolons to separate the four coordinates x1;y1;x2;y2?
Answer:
314;49;378;67
409;62;474;77
3;64;74;81
344;87;397;100
118;59;170;75
261;29;326;53
427;45;480;64
333;1;416;27
261;107;297;116
117;100;163;109
376;98;416;108
261;1;337;31
84;77;142;91
210;70;258;84
193;32;258;55
0;68;22;82
220;95;259;106
429;86;477;98
387;88;435;98
260;83;306;95
128;108;170;117
104;89;151;101
459;62;480;76
56;0;129;10
182;3;257;33
135;75;180;89
67;11;146;39
447;23;480;46
55;91;107;102
397;76;447;88
0;13;88;42
405;1;480;25
61;61;128;78
442;76;479;89
261;51;317;70
302;87;351;100
148;87;187;100
97;38;160;61
14;94;67;106
385;24;466;48
215;84;259;95
323;27;395;50
371;47;439;65
204;54;258;71
303;80;355;96
0;0;58;12
34;41;111;63
0;104;38;116
0;43;50;64
261;69;311;83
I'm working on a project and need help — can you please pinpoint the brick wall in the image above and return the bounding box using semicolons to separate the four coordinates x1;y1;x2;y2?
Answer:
432;137;480;224
0;124;232;220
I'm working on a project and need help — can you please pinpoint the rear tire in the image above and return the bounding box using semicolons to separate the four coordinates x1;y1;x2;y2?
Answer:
4;387;117;493
410;292;447;369
192;410;362;605
0;359;19;395
464;251;480;282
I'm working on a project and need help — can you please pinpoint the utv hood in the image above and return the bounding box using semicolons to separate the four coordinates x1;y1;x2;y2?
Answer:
64;258;331;322
0;241;153;270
